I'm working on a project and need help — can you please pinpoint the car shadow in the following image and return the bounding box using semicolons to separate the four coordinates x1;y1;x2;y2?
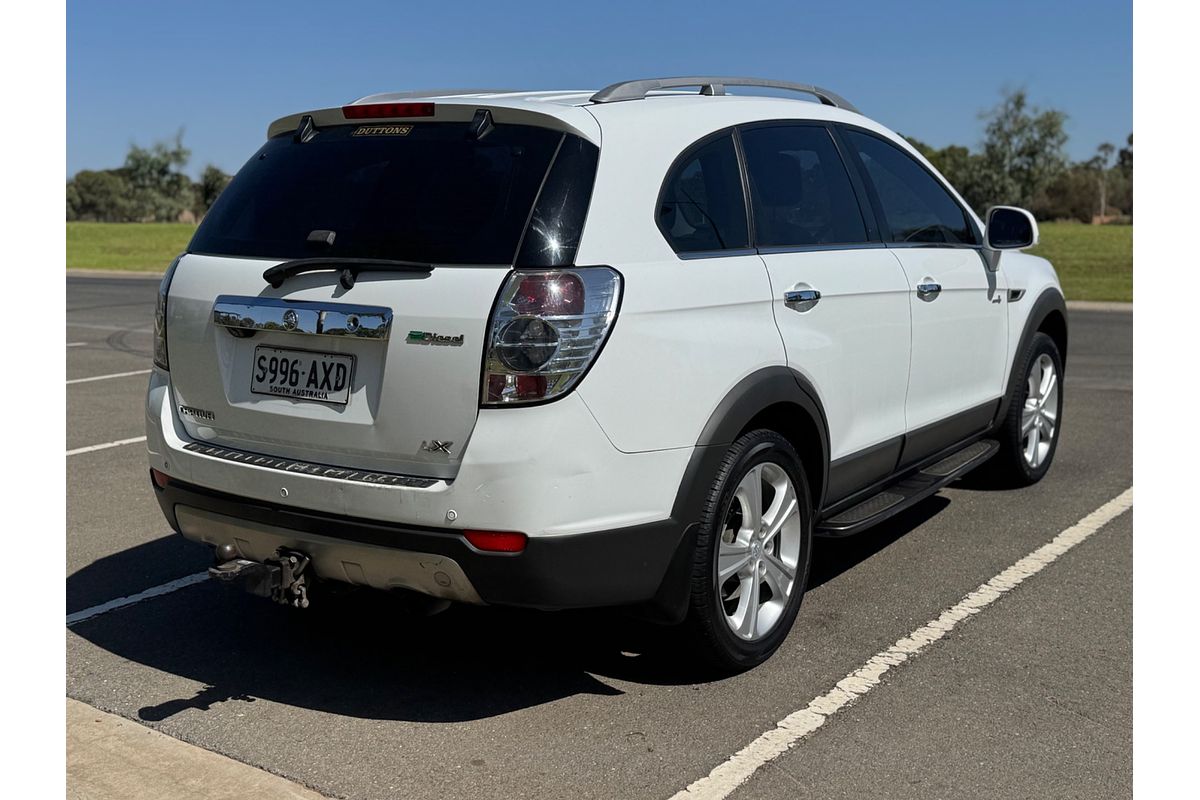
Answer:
67;495;950;724
809;495;951;590
66;533;213;615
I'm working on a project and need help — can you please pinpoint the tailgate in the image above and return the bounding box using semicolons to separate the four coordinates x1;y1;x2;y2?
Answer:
166;254;503;479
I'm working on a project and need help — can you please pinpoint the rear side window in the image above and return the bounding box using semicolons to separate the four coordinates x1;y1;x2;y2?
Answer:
658;134;749;253
516;135;600;267
843;130;978;246
740;125;868;247
190;122;572;264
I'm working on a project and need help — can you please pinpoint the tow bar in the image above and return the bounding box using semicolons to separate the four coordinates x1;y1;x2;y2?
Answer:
208;549;312;608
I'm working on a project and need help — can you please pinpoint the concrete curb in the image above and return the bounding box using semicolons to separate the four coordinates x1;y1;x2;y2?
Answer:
67;698;328;800
1066;300;1133;313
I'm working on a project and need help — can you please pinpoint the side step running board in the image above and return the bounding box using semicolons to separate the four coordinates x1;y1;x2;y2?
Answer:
816;439;999;536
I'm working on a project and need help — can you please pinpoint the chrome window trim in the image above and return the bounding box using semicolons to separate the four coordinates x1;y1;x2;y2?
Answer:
212;295;393;340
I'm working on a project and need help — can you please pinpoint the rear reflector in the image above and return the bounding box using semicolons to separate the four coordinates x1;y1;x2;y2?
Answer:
464;529;528;554
150;468;170;489
342;102;435;119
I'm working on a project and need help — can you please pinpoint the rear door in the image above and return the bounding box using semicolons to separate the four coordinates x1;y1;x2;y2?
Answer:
838;128;1007;466
739;122;912;499
166;117;594;480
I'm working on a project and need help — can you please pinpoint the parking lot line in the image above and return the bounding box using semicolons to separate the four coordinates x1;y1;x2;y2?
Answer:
66;322;153;333
67;436;147;457
67;369;152;386
67;342;87;347
671;486;1135;800
66;572;209;627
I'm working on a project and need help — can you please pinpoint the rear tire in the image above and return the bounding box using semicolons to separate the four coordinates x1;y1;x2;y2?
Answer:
683;430;813;672
985;332;1064;487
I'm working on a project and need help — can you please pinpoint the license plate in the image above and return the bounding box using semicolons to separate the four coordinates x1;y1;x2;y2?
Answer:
251;346;355;405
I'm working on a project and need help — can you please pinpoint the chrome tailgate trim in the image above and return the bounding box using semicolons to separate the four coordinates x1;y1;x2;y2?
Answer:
212;295;392;340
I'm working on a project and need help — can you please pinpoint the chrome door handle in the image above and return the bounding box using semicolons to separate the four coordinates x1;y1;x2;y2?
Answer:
916;282;942;300
784;289;821;313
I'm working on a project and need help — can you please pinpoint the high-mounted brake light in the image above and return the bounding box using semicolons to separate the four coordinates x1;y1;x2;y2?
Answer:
482;268;622;406
341;102;435;120
464;529;528;554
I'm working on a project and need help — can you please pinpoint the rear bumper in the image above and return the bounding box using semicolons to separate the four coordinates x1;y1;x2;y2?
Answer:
154;474;688;610
146;368;692;538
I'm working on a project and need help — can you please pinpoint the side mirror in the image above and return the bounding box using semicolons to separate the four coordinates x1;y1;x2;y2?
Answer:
985;206;1039;250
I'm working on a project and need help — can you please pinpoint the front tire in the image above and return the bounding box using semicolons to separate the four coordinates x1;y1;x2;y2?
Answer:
684;430;813;672
987;332;1064;486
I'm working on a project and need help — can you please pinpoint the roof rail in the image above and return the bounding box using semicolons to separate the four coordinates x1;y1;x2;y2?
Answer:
589;76;859;113
350;89;518;104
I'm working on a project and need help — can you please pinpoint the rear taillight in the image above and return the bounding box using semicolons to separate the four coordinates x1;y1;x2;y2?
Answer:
482;268;621;406
153;254;183;371
341;102;435;119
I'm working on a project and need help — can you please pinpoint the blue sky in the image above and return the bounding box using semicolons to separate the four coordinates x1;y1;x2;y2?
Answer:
67;0;1131;178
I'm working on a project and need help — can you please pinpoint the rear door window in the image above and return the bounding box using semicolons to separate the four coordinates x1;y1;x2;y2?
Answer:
190;122;570;264
739;124;869;247
658;134;749;253
842;129;979;246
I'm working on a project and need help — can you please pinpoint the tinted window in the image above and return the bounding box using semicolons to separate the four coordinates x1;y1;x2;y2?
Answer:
844;130;978;245
190;122;568;264
741;125;868;247
516;136;600;267
658;134;749;252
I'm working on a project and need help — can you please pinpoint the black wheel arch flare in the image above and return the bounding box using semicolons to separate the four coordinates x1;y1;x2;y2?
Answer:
995;287;1068;426
641;366;830;624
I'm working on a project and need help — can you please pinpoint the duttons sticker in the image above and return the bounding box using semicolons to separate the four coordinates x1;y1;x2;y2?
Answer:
351;125;413;136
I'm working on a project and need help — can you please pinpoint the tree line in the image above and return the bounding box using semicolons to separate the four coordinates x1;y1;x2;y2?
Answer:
66;132;231;223
906;89;1131;223
65;90;1131;225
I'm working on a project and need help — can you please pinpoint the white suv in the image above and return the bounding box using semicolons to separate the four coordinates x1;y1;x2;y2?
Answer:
146;77;1067;670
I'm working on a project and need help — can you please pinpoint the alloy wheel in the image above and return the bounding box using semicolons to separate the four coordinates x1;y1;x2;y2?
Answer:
716;462;803;641
1021;353;1059;468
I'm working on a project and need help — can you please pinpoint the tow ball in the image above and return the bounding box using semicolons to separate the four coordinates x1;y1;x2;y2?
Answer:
208;548;313;609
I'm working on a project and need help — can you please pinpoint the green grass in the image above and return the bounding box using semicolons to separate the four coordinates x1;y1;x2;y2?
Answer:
1029;221;1132;303
66;222;195;272
65;220;1133;302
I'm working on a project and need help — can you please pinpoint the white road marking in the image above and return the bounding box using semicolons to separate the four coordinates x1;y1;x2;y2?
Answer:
66;322;152;333
66;436;147;456
67;342;87;347
671;487;1135;800
66;572;210;627
66;369;152;385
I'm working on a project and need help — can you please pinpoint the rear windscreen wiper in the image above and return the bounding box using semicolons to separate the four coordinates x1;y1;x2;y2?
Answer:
263;258;434;290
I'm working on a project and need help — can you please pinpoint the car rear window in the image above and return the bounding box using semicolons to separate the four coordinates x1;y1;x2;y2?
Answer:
190;122;571;265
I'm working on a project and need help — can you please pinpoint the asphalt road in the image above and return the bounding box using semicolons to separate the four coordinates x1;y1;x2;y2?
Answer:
66;274;1132;800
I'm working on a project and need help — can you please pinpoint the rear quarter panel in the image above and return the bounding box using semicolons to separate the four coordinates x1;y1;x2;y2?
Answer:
573;101;787;453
